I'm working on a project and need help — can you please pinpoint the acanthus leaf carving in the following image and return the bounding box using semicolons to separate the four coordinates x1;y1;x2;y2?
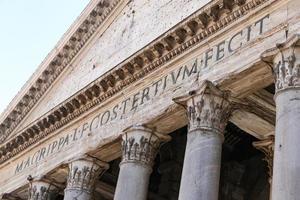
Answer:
66;158;108;194
27;177;57;200
121;125;171;167
187;92;232;133
273;49;300;92
174;81;237;134
262;34;300;93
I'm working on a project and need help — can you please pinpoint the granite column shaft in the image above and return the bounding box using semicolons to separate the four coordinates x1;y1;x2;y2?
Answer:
262;36;300;200
174;81;234;200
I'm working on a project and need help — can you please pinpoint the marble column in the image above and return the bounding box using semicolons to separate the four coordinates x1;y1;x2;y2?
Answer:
114;124;171;200
28;178;58;200
253;136;274;200
173;80;235;200
262;35;300;200
64;156;108;200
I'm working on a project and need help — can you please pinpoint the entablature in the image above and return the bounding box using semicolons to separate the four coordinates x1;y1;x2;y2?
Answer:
2;0;298;194
0;0;277;164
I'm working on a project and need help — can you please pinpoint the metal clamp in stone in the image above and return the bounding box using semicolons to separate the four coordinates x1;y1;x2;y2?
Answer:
121;124;171;168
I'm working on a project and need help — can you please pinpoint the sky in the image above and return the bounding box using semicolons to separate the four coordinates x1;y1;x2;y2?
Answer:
0;0;90;114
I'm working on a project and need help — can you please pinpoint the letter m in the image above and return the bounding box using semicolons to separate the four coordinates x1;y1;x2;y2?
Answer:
182;59;198;80
15;161;24;174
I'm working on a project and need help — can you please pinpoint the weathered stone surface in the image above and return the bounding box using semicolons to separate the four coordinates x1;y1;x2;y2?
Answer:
16;0;211;131
272;89;300;200
28;179;58;200
174;81;234;200
64;156;108;200
1;0;300;198
261;34;300;200
114;125;170;200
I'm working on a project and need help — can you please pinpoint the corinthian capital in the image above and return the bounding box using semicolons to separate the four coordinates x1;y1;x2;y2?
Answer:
262;34;300;93
27;178;57;200
65;156;108;193
173;80;236;134
121;125;171;168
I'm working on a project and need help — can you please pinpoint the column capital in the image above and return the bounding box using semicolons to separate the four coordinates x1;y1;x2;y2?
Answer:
261;34;300;94
121;124;171;168
27;176;57;200
65;156;108;194
173;80;238;134
253;135;274;184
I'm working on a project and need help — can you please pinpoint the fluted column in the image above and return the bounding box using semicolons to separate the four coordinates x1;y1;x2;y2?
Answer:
28;178;58;200
253;136;274;200
262;34;300;200
114;125;171;200
64;156;108;200
173;81;236;200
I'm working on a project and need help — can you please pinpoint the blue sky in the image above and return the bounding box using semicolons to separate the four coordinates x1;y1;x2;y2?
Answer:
0;0;89;114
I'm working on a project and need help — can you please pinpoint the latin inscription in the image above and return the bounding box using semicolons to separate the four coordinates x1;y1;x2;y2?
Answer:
15;15;269;174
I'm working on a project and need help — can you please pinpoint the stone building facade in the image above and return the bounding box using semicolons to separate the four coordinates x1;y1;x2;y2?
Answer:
0;0;299;199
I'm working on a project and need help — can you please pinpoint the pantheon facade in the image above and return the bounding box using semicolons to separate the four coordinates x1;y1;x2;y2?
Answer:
0;0;299;199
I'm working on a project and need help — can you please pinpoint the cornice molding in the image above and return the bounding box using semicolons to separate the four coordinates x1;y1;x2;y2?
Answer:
0;0;272;165
0;0;123;144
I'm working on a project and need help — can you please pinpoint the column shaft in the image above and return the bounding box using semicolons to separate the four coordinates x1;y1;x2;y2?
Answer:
174;81;234;200
273;90;300;200
179;130;223;200
262;35;300;200
114;163;151;200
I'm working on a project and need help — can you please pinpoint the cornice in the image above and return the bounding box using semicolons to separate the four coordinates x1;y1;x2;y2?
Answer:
0;0;123;144
0;0;272;164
